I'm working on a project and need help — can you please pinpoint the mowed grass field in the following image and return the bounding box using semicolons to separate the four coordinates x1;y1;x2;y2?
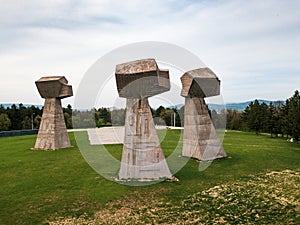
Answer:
0;130;299;224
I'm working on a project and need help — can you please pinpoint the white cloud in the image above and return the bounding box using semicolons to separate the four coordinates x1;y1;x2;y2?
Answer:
0;0;299;106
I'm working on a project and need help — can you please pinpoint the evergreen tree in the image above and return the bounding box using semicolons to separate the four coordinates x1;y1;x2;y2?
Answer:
280;99;292;138
243;100;263;134
273;101;284;136
288;90;300;143
267;103;276;136
260;103;269;133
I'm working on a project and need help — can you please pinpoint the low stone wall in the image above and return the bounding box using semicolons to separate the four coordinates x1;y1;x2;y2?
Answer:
0;129;38;138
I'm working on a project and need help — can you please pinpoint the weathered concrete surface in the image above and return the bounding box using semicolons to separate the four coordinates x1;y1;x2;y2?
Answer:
115;59;172;180
119;98;172;179
34;76;72;150
35;76;73;99
34;98;71;149
181;67;220;98
115;58;170;98
181;68;227;161
182;98;227;161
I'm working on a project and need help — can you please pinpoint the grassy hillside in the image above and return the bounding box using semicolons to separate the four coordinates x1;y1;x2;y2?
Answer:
0;131;299;224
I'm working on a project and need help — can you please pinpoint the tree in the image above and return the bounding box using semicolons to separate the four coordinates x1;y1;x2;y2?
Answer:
280;99;292;138
64;112;73;129
63;105;73;129
155;106;165;118
34;115;42;129
211;109;227;129
21;116;31;129
94;107;112;127
72;110;96;128
152;106;165;126
227;109;244;130
65;104;73;115
273;101;284;136
97;118;106;127
260;102;269;133
266;103;276;136
243;100;263;134
111;109;125;126
160;108;175;126
7;104;21;130
0;105;5;114
0;113;11;131
288;90;300;143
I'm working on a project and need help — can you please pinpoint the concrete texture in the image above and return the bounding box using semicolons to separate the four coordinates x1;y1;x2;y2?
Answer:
115;59;172;180
115;58;170;98
34;76;72;150
119;98;172;179
182;98;227;161
35;76;72;99
181;67;220;98
181;68;227;161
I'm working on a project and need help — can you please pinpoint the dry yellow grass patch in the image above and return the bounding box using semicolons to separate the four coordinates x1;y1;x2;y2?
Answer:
47;170;300;225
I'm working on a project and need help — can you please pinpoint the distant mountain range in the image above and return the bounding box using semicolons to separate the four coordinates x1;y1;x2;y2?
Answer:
223;100;274;111
1;100;282;112
169;100;281;112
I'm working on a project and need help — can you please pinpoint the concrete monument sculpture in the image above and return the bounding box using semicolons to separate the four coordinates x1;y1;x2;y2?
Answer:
181;68;227;161
34;76;73;150
115;59;172;180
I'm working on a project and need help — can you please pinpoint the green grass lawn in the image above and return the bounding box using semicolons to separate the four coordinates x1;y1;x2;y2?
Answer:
0;130;299;224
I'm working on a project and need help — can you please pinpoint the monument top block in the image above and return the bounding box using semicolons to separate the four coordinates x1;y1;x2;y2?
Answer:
35;76;73;99
115;58;170;98
180;67;220;98
116;58;158;74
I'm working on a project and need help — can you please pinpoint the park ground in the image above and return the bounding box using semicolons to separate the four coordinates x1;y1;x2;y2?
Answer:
0;130;299;224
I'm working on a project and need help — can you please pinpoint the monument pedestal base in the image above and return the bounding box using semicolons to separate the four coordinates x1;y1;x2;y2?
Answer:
34;98;71;150
182;97;227;161
119;98;172;180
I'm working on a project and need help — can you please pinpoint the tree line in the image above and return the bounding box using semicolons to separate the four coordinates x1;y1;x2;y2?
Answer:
0;104;75;131
0;104;183;131
226;90;300;143
71;106;183;128
0;104;42;131
1;90;299;143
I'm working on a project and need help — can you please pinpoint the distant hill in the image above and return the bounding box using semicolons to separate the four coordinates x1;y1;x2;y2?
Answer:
167;100;280;112
224;100;274;111
1;100;282;112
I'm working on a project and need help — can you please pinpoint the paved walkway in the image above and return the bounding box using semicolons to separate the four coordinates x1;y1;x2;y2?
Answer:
87;126;183;145
87;127;125;145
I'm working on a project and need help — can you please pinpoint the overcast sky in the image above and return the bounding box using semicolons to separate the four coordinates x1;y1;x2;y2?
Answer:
0;0;299;107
